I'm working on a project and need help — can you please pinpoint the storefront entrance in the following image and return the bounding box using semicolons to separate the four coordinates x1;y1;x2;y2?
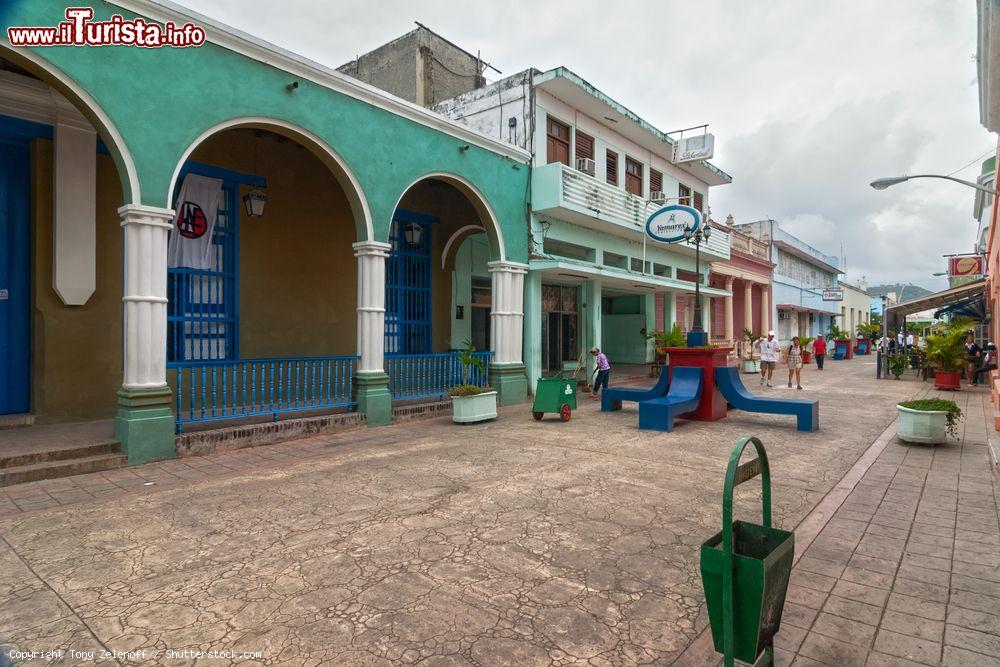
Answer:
541;285;578;373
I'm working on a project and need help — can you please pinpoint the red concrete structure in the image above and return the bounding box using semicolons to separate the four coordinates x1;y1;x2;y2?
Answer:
665;347;732;421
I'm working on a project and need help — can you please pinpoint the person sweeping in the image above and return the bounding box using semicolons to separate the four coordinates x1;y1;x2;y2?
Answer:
590;347;611;398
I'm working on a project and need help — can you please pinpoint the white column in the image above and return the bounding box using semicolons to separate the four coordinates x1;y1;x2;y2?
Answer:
353;241;391;374
744;281;754;334
488;261;528;365
724;277;735;342
119;204;173;389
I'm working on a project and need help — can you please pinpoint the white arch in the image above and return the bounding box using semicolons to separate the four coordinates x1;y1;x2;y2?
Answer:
166;116;374;241
392;172;507;262
3;44;142;204
440;225;487;269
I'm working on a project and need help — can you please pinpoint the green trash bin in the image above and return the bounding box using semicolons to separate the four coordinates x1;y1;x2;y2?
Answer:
700;436;794;666
531;375;577;422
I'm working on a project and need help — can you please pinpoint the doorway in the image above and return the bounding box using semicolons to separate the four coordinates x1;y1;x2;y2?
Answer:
541;284;578;373
0;141;29;414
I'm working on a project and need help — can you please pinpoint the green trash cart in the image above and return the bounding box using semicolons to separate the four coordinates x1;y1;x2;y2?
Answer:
532;375;577;422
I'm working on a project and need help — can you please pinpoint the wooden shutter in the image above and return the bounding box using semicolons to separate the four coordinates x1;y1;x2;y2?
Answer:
625;157;643;196
606;150;618;185
650;169;663;194
575;132;594;161
693;191;704;212
546;116;571;166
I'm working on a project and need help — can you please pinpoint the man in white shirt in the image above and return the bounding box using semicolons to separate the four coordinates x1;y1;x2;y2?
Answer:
757;330;781;387
906;333;914;349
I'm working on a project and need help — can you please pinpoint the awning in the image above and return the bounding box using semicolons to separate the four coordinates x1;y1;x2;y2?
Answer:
884;279;987;331
529;258;731;297
885;279;986;318
776;303;841;317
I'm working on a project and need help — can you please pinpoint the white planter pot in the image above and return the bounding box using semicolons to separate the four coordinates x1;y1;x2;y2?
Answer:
896;405;947;444
452;391;498;424
741;359;761;374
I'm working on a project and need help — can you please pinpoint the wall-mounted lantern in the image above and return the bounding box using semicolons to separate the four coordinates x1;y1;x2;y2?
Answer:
243;189;267;217
404;222;423;245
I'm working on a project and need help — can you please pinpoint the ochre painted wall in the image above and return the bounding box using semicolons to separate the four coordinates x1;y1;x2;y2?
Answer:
187;130;358;359
30;140;123;423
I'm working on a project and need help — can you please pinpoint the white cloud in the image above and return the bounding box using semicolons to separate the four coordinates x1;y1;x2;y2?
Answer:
178;0;994;290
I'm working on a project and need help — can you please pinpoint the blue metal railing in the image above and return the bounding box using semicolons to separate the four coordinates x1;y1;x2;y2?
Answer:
386;351;492;401
174;355;358;432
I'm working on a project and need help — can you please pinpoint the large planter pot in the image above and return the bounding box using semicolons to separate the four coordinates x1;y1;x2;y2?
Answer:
933;370;961;391
741;359;761;374
897;404;948;444
452;391;498;423
801;351;811;364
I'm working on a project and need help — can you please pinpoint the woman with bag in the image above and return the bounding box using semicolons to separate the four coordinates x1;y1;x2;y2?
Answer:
786;336;804;390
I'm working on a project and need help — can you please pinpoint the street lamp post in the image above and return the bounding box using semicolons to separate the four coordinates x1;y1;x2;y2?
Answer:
870;174;1000;196
683;219;712;347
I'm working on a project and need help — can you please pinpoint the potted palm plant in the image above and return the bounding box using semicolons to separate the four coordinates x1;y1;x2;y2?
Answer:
800;336;814;364
646;324;687;366
924;321;970;391
827;323;851;360
856;322;880;355
450;338;497;423
741;328;761;373
897;398;962;444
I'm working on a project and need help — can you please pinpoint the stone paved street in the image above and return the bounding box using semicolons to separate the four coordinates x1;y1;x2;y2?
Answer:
1;357;998;665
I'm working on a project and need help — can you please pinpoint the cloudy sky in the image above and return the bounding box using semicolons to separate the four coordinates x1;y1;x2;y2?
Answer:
180;0;992;290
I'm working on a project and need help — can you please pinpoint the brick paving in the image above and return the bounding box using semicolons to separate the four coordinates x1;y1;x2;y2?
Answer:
0;359;998;665
770;385;1000;666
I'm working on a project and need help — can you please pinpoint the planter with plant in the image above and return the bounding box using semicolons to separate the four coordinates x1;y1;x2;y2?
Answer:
826;323;852;360
924;320;971;390
449;339;497;423
856;322;880;355
888;353;907;379
741;328;761;373
799;336;814;364
896;398;963;444
646;324;687;365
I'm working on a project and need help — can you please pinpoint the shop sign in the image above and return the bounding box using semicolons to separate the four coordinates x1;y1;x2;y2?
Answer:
822;288;844;301
645;205;701;243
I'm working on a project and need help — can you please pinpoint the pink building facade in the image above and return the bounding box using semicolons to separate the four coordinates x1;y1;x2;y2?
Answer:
707;222;775;345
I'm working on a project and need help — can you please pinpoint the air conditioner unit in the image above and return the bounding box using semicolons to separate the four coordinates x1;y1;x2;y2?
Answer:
649;191;666;204
575;157;595;176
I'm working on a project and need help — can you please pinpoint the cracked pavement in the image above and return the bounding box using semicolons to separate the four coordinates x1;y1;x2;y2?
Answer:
0;357;923;665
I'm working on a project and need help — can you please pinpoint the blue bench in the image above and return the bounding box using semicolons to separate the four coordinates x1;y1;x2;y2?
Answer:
638;366;702;432
601;366;670;411
714;366;819;431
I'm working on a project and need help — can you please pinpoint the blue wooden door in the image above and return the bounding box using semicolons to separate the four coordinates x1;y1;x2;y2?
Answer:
0;142;30;414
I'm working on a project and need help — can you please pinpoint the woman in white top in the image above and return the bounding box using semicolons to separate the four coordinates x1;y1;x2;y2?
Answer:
786;336;803;390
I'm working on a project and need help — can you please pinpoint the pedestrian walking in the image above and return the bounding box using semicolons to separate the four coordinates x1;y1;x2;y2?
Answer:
590;346;611;398
757;330;781;387
965;333;981;386
972;342;997;386
812;336;827;370
786;336;804;390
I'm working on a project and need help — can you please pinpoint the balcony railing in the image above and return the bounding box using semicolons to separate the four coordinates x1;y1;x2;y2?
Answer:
386;351;492;402
174;355;358;433
533;162;730;258
729;233;770;261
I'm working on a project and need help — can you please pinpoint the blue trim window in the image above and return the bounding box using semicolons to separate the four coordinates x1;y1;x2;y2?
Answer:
167;162;263;365
385;209;436;354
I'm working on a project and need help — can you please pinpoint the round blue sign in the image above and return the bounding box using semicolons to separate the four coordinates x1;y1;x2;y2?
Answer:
645;205;701;243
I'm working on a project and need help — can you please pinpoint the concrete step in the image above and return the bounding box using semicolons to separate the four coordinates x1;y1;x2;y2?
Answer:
0;439;122;469
0;453;127;487
0;414;35;430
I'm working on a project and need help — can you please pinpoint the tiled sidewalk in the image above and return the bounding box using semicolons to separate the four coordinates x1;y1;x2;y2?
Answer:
774;387;1000;666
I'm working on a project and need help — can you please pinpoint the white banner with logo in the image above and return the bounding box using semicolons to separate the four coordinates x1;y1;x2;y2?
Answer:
168;174;223;269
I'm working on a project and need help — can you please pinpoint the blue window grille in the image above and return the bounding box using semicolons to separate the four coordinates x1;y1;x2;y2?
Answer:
167;163;264;365
385;209;435;355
